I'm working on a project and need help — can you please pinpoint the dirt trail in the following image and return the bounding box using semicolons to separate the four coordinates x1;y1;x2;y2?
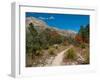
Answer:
51;45;73;66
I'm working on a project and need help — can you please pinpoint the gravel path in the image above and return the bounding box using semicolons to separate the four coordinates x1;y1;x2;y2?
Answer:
51;45;72;66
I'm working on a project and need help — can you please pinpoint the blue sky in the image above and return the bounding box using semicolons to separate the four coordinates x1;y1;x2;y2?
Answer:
26;12;89;32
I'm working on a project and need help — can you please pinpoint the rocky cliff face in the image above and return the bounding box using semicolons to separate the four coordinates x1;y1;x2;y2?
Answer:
26;17;77;38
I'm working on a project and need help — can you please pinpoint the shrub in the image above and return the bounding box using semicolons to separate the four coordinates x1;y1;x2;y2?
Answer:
35;50;43;56
80;43;86;49
65;48;77;60
48;48;55;55
84;56;89;64
83;50;89;64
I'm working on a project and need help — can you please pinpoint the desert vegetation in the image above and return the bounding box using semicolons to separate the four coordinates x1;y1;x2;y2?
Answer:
26;14;90;67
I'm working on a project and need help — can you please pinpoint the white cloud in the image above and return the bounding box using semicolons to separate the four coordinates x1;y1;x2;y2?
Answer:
38;17;45;20
49;16;55;20
38;16;55;20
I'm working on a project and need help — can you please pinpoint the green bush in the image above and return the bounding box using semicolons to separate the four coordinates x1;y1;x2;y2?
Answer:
35;50;43;56
80;43;86;49
65;48;77;60
84;56;89;64
48;48;55;55
83;50;89;64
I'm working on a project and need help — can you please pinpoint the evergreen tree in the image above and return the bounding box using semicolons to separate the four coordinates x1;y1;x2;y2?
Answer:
76;24;89;43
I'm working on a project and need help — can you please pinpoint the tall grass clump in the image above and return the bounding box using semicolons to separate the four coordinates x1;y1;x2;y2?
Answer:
65;48;77;61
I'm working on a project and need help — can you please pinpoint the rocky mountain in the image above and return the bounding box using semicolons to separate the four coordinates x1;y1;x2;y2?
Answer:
26;17;77;38
26;17;48;30
50;27;77;38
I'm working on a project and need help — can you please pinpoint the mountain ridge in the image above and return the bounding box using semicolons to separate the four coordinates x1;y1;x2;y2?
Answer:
26;17;77;38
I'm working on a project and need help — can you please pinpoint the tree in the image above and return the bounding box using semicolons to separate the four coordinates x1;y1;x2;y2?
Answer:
78;25;86;42
85;24;89;43
28;23;38;37
76;24;90;43
75;35;83;43
26;22;39;56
